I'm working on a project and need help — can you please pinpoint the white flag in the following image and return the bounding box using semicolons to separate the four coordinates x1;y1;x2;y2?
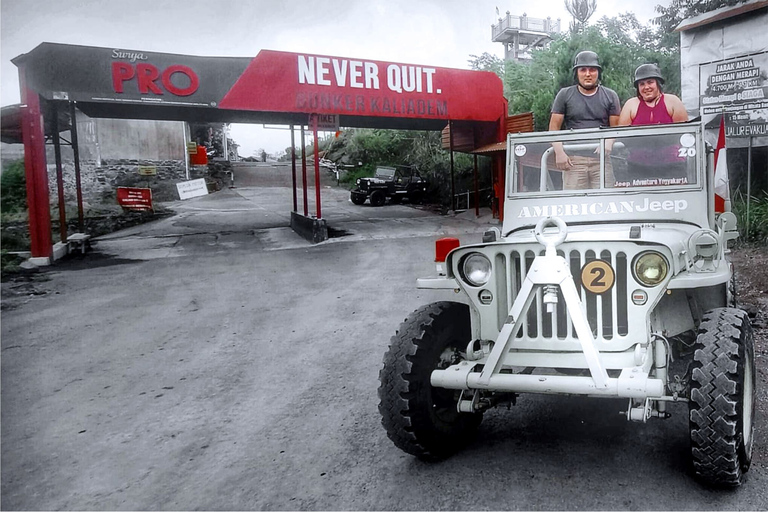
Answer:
713;116;729;212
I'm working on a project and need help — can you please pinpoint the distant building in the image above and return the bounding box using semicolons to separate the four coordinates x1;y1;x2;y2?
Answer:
492;12;561;62
676;0;768;193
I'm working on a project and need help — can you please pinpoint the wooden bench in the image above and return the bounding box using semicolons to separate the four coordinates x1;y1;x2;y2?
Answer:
67;233;91;254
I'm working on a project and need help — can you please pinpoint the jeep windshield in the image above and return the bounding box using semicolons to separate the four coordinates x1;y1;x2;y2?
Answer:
503;123;710;232
509;123;701;195
374;167;396;180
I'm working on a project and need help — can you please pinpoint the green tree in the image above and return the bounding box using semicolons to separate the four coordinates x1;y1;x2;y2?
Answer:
1;160;27;214
468;53;505;77
500;16;681;129
565;0;598;33
653;0;749;50
190;123;230;157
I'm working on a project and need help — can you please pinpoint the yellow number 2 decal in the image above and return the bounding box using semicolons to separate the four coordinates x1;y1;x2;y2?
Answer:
580;260;616;294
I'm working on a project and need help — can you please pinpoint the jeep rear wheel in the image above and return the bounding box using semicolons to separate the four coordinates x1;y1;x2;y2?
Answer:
370;190;386;206
407;191;423;204
689;307;755;487
378;301;482;461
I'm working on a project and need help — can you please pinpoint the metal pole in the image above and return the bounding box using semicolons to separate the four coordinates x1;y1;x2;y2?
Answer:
51;102;68;243
301;125;308;216
19;64;53;261
473;154;479;217
312;115;322;219
290;124;297;212
449;120;455;212
746;136;753;238
183;122;190;180
70;102;84;232
222;123;228;161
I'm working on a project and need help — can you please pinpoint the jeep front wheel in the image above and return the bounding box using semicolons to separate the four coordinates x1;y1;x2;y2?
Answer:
689;307;755;487
350;192;367;205
378;301;482;461
370;190;386;206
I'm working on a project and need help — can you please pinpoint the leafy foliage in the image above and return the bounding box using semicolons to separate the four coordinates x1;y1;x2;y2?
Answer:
1;160;27;214
470;15;682;131
190;123;236;159
653;0;750;50
319;129;490;205
565;0;598;32
732;190;768;243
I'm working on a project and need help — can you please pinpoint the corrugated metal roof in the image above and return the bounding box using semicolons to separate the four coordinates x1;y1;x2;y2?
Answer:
471;141;506;154
675;0;768;32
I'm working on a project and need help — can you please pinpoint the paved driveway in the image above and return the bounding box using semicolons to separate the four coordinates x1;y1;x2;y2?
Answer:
2;174;766;510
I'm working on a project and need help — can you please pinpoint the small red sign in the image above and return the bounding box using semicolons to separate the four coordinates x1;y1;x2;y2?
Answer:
117;187;153;211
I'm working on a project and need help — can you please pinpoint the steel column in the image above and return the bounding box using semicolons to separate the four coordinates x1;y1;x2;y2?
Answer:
18;64;52;260
290;124;297;212
70;102;84;232
301;125;308;216
449;120;455;212
50;102;68;243
312;115;322;219
473;154;479;216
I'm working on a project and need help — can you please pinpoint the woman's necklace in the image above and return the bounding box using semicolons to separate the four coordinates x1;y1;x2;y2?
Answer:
645;94;661;108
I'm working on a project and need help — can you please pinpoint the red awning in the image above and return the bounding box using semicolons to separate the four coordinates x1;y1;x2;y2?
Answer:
1;103;71;144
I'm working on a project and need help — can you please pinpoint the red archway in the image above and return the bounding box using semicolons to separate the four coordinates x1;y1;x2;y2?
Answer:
12;43;510;262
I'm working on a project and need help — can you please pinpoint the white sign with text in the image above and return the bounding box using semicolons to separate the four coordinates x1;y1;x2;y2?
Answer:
176;178;208;200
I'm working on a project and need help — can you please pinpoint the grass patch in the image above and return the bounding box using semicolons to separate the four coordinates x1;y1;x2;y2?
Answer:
732;190;768;245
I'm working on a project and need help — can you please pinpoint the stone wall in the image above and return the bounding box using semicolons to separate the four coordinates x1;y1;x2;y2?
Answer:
46;159;229;206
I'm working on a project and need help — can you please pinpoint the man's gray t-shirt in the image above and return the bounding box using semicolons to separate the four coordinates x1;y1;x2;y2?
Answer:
551;85;621;129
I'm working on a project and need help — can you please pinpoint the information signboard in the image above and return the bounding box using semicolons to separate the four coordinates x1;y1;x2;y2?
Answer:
138;165;157;176
176;178;209;200
116;187;153;211
700;52;768;138
309;113;339;131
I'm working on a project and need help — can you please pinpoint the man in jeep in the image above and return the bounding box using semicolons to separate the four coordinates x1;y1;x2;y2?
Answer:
549;50;621;189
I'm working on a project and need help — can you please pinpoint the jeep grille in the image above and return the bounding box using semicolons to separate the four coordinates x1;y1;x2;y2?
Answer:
493;246;630;342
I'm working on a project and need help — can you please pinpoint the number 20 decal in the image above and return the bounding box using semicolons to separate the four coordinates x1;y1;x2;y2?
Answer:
678;147;696;158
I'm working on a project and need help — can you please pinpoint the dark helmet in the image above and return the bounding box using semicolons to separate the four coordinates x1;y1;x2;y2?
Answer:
634;63;664;87
572;51;602;71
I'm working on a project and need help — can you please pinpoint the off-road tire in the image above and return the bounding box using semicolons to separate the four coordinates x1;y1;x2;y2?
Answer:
378;301;482;461
370;190;386;206
727;263;737;308
689;307;755;487
350;192;366;205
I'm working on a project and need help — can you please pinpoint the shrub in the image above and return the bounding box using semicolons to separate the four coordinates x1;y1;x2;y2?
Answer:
731;190;768;245
1;160;27;214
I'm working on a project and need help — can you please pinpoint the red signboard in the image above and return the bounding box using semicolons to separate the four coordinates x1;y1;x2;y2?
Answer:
12;44;505;125
219;51;504;122
117;187;153;211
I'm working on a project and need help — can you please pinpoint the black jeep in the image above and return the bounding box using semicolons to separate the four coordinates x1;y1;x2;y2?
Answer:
350;165;428;206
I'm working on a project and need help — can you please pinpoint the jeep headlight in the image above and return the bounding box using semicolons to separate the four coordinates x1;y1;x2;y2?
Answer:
633;251;669;286
356;178;361;185
461;253;492;287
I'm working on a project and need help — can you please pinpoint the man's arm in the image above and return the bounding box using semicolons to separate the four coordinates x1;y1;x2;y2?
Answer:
549;113;564;132
548;113;571;169
607;88;621;127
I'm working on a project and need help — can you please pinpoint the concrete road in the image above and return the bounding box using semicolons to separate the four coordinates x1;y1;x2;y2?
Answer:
2;168;767;510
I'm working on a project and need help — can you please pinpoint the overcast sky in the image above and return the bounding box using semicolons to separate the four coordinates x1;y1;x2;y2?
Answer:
1;0;668;156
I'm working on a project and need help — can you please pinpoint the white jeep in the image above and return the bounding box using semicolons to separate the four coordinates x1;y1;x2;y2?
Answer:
378;122;755;487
